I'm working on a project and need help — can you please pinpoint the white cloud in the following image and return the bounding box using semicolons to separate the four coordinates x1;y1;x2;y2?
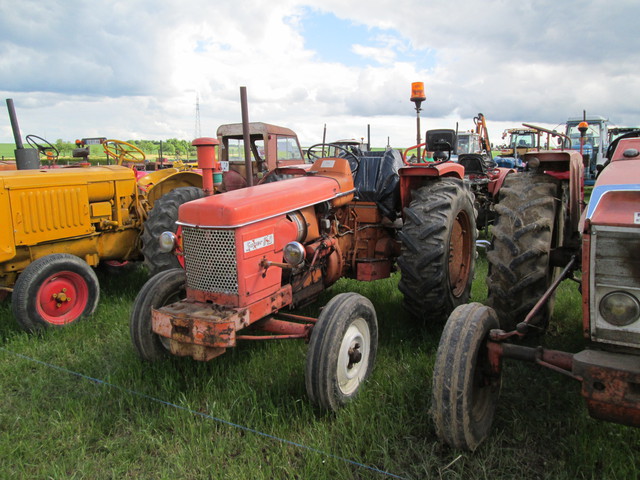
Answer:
0;0;639;149
351;44;397;64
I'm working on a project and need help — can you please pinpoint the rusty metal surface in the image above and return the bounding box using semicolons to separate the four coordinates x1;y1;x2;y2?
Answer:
488;341;577;379
152;286;295;360
215;122;297;139
153;300;247;349
356;259;391;281
573;349;640;427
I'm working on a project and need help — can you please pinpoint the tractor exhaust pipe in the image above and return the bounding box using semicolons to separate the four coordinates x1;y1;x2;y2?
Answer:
192;137;220;196
6;98;39;170
240;86;253;187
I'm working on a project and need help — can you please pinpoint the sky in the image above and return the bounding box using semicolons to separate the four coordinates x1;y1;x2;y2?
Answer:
1;0;639;149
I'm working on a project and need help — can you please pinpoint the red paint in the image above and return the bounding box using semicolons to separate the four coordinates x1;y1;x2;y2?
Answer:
36;271;89;325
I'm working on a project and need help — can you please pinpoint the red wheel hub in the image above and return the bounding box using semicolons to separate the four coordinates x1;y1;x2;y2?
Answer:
36;271;89;325
449;210;473;297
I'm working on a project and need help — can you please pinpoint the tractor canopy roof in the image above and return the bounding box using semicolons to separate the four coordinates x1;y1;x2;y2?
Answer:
216;122;297;139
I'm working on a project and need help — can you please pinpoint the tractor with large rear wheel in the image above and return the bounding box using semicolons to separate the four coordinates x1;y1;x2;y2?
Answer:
433;123;640;450
403;114;515;232
130;135;477;410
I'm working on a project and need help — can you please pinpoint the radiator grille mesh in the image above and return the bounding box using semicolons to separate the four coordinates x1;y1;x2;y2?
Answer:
182;227;238;294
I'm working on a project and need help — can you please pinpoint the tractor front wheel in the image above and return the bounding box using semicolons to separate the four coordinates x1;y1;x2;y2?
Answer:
130;268;186;361
11;254;100;332
305;293;378;411
141;187;204;277
432;302;501;451
398;178;476;323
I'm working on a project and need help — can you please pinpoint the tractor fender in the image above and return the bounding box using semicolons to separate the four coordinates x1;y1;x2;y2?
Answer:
487;167;515;197
525;150;584;235
143;171;203;207
398;161;465;210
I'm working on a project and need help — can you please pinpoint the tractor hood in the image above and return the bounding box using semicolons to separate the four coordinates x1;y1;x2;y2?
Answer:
178;158;355;228
586;139;640;228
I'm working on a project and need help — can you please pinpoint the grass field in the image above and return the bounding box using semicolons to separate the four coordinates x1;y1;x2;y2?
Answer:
0;143;16;159
1;250;639;479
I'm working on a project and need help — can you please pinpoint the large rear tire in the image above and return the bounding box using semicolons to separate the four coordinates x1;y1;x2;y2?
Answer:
397;178;476;323
12;254;99;332
432;302;501;451
305;293;378;411
486;174;563;330
141;187;204;277
130;268;186;361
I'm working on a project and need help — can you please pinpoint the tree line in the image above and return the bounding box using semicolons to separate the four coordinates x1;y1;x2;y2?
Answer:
53;138;195;158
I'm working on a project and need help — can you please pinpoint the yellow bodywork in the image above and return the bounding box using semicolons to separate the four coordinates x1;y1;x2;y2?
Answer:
0;164;202;291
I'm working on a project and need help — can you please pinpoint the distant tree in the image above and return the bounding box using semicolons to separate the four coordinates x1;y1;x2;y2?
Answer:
55;139;73;157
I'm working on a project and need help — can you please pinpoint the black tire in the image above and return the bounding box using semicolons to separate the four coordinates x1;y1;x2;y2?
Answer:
305;293;378;411
141;187;204;277
432;302;501;451
397;178;477;323
486;174;563;330
130;268;186;361
11;254;99;332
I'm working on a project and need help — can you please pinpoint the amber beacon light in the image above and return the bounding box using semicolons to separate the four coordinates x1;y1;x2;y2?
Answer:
410;82;427;158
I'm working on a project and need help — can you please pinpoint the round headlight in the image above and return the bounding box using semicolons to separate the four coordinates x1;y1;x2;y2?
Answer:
599;291;640;327
158;231;177;253
283;241;305;266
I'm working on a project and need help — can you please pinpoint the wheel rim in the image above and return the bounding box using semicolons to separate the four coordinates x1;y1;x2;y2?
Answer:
336;318;370;395
36;271;89;325
449;209;473;296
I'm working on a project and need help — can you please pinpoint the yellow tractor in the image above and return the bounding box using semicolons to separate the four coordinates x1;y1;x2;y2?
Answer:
0;134;204;331
1;100;306;331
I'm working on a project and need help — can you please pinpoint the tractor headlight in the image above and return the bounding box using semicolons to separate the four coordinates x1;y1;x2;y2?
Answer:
283;241;305;266
599;291;640;327
158;231;177;253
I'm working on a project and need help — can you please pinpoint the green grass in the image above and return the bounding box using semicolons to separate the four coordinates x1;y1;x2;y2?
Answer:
0;143;16;159
1;255;639;479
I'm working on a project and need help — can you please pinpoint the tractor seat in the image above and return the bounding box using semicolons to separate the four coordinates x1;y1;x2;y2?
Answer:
459;153;495;175
352;149;403;220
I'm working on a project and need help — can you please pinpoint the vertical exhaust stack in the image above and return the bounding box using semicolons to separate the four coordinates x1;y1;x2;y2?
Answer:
192;137;221;196
6;98;40;170
240;86;254;186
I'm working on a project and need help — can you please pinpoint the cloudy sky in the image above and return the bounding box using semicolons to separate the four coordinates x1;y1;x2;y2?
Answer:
1;0;639;148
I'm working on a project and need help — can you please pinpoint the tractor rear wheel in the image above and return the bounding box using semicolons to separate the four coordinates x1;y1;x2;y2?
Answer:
12;254;100;332
305;293;378;411
486;174;563;330
397;178;476;323
142;187;204;277
130;268;186;361
432;302;501;451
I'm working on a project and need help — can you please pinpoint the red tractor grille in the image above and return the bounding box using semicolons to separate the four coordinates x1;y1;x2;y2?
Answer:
181;226;238;294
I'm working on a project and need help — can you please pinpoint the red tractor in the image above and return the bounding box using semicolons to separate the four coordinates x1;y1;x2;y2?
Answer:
130;134;477;410
433;126;640;450
403;114;515;232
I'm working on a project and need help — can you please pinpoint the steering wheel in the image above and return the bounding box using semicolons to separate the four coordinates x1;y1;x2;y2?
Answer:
605;130;640;161
25;134;59;162
306;143;360;174
103;139;146;165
